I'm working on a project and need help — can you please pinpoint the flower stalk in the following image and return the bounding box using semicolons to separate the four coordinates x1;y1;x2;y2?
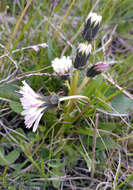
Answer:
67;70;79;112
59;95;90;102
77;77;91;93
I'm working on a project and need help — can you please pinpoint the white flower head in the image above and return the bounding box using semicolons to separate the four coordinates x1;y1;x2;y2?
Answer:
19;81;58;132
78;43;92;56
52;56;72;75
86;12;102;27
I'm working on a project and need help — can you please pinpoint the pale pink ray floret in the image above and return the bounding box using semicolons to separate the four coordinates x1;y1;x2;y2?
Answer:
19;81;45;132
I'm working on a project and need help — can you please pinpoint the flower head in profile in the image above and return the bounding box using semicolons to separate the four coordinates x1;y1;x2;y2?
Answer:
82;12;102;41
19;81;59;132
86;62;110;78
52;56;72;75
74;42;92;70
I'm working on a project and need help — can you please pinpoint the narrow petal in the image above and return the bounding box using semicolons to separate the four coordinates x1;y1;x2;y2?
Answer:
33;113;43;132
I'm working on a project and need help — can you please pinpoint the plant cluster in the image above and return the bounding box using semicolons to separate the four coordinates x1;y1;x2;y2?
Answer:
0;1;133;189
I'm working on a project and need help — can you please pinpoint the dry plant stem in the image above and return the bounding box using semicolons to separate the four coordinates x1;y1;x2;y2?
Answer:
91;113;99;178
59;0;75;29
107;133;133;162
107;140;118;165
31;176;100;182
91;0;101;12
0;53;18;84
72;101;90;124
45;17;73;48
77;77;91;93
61;23;83;56
53;0;75;39
118;134;133;141
67;70;79;112
0;120;19;145
12;43;48;53
102;73;133;100
3;0;34;57
90;0;93;8
1;72;72;86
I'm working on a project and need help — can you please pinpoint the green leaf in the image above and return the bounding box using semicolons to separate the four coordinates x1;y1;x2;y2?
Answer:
111;93;133;113
8;185;16;190
40;148;50;159
48;161;66;168
52;167;64;189
0;84;20;101
74;128;94;136
9;101;23;114
6;150;20;164
96;137;116;151
75;145;91;171
52;179;61;189
0;147;9;166
0;148;20;166
99;122;116;131
0;146;4;155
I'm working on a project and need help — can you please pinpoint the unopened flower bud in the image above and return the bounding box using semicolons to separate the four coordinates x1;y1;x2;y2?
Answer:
82;12;102;41
86;62;110;78
74;42;92;70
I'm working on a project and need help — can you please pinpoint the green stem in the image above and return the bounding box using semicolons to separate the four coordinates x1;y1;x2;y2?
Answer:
77;77;91;94
68;70;79;96
66;70;79;112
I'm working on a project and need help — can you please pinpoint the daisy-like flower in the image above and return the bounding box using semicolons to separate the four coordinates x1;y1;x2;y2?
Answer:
74;42;92;70
19;81;59;132
52;56;72;75
86;62;110;78
82;12;102;41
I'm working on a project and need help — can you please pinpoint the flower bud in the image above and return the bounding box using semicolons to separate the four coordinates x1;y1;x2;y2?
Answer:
74;42;92;70
82;12;102;41
86;62;110;78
